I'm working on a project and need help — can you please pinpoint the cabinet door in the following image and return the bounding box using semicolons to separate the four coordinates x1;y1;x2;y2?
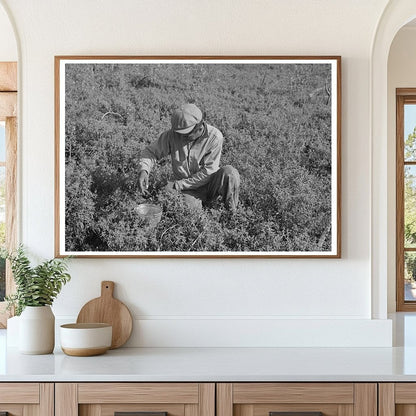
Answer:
55;383;215;416
0;383;53;416
217;383;377;416
379;383;416;416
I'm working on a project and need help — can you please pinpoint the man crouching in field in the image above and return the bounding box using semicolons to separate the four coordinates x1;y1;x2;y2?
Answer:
138;103;240;211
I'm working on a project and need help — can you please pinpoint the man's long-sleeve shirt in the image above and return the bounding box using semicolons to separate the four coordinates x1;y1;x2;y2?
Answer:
138;123;223;191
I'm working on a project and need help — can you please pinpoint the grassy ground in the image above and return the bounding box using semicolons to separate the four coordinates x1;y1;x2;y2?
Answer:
64;62;333;252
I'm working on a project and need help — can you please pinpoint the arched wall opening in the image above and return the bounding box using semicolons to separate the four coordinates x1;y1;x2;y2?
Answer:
387;18;416;313
372;0;416;319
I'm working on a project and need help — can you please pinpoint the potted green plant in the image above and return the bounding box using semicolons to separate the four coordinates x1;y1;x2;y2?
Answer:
4;246;71;354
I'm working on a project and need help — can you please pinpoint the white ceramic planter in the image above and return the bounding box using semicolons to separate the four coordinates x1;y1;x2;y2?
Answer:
6;315;20;347
19;305;55;354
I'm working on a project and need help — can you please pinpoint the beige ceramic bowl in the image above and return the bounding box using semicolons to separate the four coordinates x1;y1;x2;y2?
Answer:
60;323;112;356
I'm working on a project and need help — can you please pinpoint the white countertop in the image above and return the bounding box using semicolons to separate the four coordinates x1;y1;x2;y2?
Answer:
2;313;416;382
2;345;416;382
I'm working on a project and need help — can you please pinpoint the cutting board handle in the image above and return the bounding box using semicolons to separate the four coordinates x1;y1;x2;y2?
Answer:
101;281;115;298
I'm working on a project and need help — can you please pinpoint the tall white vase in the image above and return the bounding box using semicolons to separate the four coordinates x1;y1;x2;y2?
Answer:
19;306;55;354
6;315;20;347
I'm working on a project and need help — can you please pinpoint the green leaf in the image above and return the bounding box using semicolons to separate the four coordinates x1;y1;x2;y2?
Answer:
5;245;71;315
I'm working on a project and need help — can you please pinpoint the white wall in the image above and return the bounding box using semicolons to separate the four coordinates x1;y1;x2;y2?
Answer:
387;26;416;312
0;0;393;347
0;3;16;61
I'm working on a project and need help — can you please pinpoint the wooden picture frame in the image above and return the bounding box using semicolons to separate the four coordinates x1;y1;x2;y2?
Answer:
55;56;341;258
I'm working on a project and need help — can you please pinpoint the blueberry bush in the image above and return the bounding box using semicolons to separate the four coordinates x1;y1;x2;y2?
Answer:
64;62;334;252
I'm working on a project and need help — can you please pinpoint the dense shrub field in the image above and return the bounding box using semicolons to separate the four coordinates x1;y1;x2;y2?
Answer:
64;62;333;253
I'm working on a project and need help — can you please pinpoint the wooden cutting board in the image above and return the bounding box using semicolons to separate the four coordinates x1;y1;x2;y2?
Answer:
76;281;133;349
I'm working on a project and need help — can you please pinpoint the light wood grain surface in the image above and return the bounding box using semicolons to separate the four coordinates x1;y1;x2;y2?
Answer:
0;62;17;92
379;383;395;416
5;116;17;297
253;403;339;416
0;383;39;403
78;383;199;404
395;383;416;403
397;93;406;311
76;281;133;348
233;383;354;404
62;346;110;357
354;383;377;416
185;403;199;416
55;383;78;416
199;383;215;416
39;383;54;416
217;384;233;416
0;92;16;120
337;404;354;416
81;403;185;416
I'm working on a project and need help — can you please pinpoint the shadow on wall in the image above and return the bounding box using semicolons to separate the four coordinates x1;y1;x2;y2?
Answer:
0;1;18;61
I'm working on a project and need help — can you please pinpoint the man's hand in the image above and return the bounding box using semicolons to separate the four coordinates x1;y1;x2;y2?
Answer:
138;170;149;196
165;181;178;194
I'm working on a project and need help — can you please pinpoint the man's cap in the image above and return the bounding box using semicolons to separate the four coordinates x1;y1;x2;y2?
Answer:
171;103;203;134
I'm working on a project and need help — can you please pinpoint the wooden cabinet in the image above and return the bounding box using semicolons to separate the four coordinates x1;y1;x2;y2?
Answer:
55;383;215;416
0;381;410;416
0;383;53;415
379;383;416;416
217;383;377;416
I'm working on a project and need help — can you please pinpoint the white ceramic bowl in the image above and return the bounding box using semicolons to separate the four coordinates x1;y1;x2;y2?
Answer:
60;323;112;356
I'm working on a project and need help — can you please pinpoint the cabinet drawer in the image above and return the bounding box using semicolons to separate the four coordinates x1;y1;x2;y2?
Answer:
217;383;376;416
0;383;53;415
56;383;215;416
78;383;200;404
379;383;416;415
0;383;39;403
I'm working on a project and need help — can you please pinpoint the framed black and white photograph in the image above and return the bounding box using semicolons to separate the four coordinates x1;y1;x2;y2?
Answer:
55;56;341;258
